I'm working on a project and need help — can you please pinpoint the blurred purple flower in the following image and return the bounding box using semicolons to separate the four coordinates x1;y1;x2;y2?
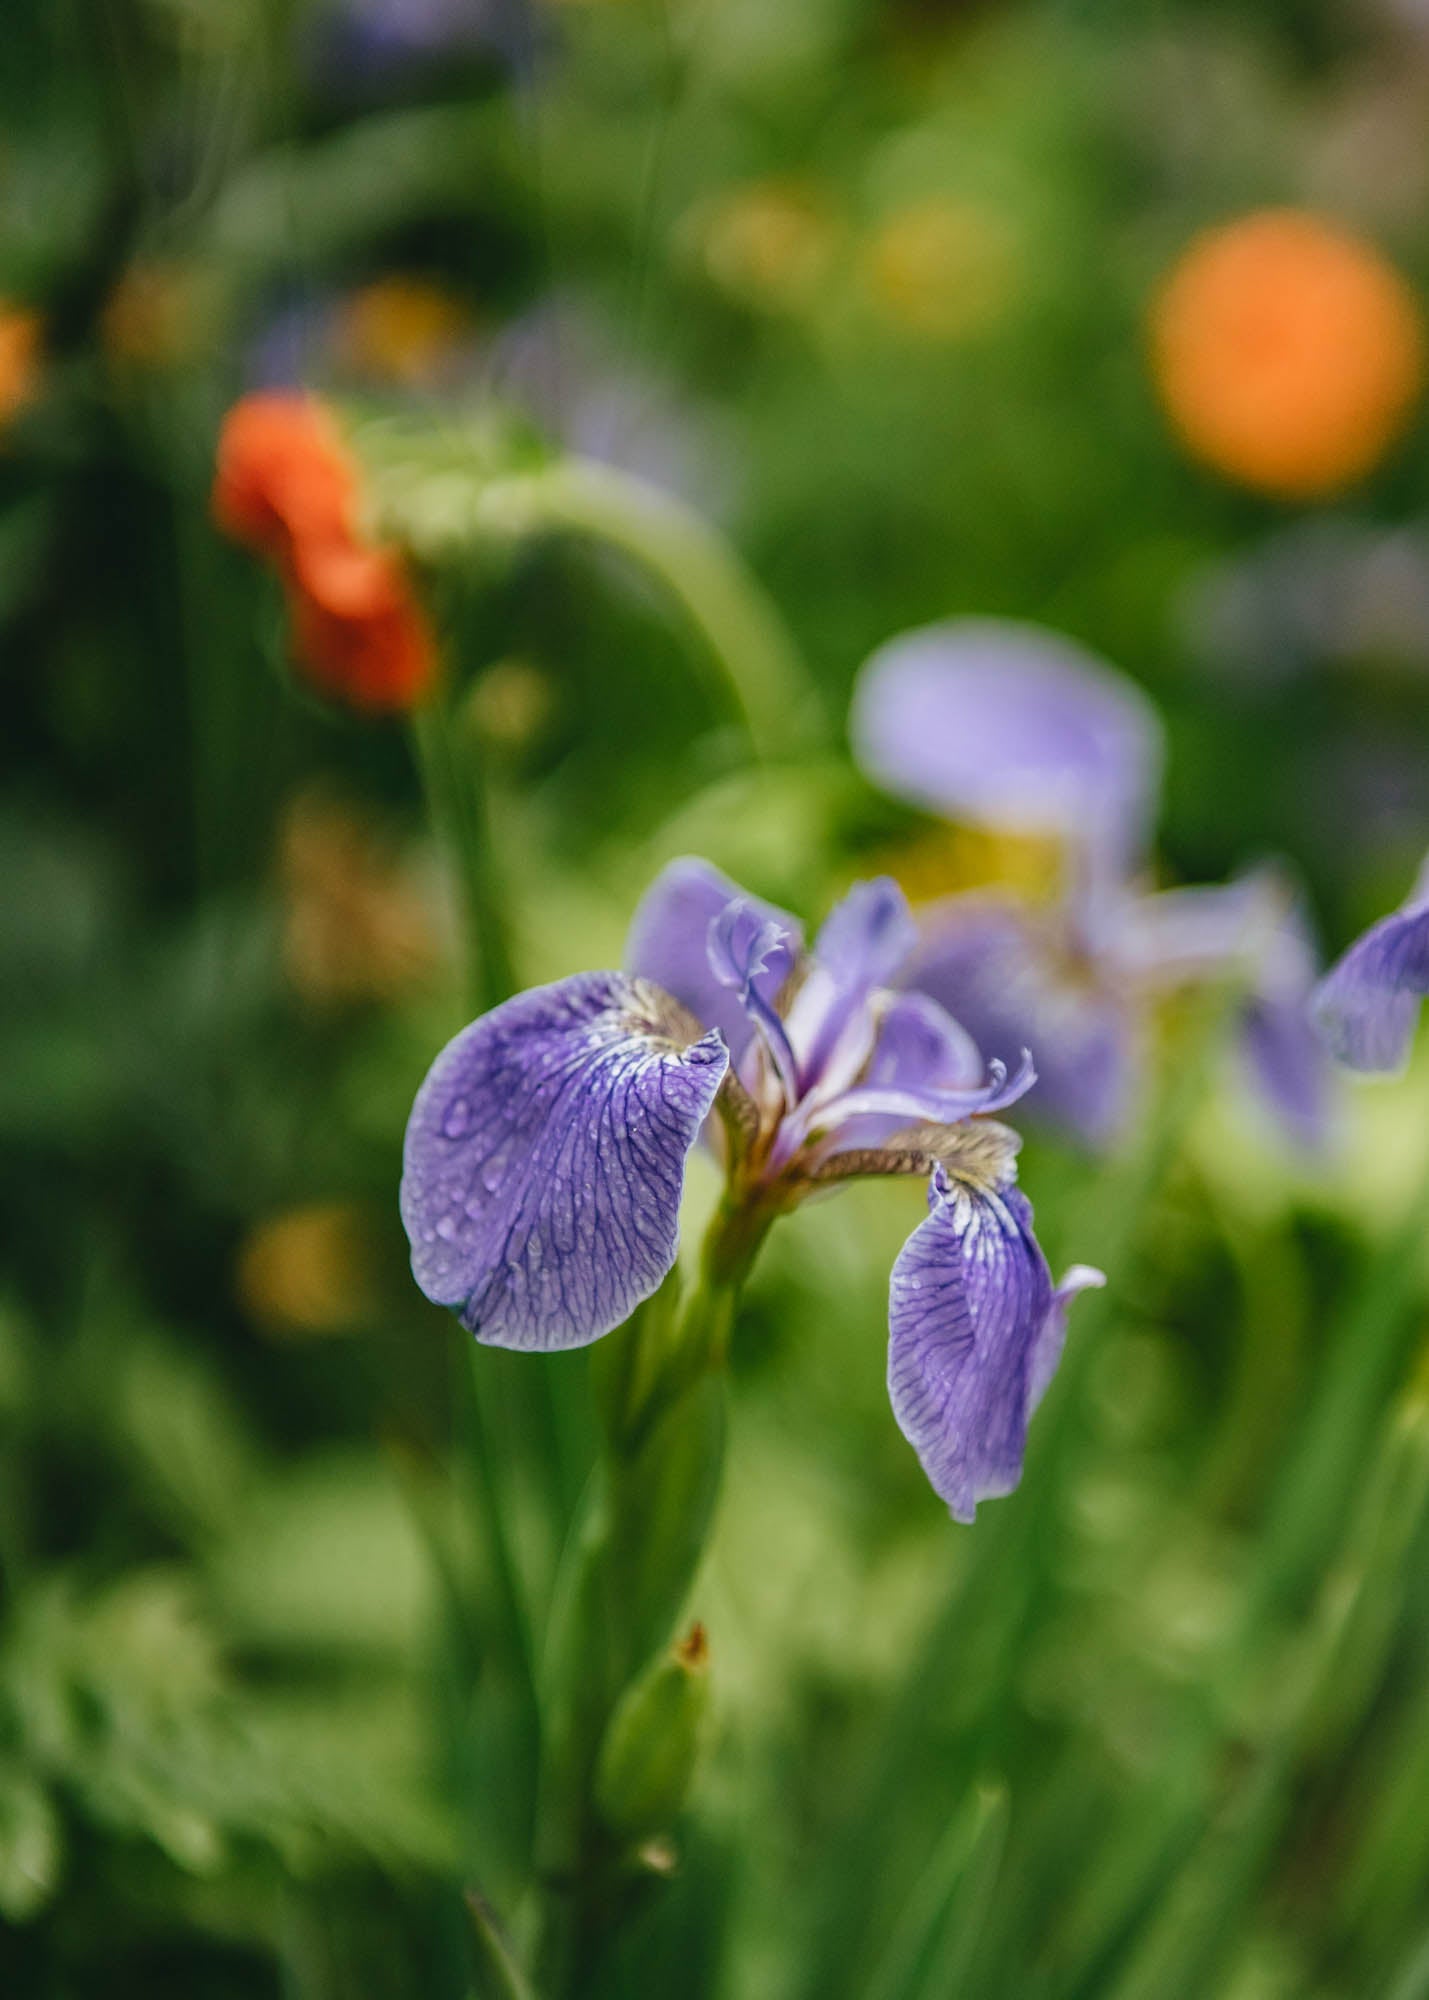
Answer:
305;0;537;85
1182;518;1429;688
401;859;1101;1520
1312;853;1429;1071
490;299;737;513
851;619;1333;1151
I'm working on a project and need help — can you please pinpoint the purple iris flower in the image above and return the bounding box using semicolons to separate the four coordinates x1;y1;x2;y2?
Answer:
851;619;1332;1152
401;859;1102;1521
1312;853;1429;1072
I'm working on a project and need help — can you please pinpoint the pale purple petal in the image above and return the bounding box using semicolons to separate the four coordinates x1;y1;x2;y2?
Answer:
626;857;802;1063
400;972;727;1350
868;992;985;1094
909;898;1137;1149
850;619;1163;874
709;900;801;1101
1312;882;1429;1072
1028;1265;1106;1411
784;877;918;1096
1112;877;1275;989
1240;996;1331;1149
888;1169;1099;1522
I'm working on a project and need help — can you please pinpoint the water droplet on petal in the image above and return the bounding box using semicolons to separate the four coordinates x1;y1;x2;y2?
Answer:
442;1098;472;1139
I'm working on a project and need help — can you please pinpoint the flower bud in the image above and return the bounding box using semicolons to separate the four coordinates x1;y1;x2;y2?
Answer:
594;1624;711;1842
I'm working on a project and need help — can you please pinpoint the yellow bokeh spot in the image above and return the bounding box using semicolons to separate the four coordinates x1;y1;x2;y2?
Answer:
1150;208;1426;498
334;277;472;389
237;1202;376;1338
691;180;840;315
102;262;202;367
861;822;1066;908
863;197;1015;341
0;306;42;430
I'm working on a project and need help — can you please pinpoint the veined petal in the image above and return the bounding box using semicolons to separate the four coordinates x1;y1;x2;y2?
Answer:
626;856;802;1062
709;899;802;1102
887;1167;1100;1522
851;618;1163;877
400;972;728;1349
1312;877;1429;1073
910;896;1137;1149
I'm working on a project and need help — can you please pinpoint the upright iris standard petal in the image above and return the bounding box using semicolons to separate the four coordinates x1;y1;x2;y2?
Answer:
850;618;1164;875
887;1167;1101;1521
708;900;802;1100
783;877;918;1094
1312;867;1429;1072
909;897;1136;1149
627;856;802;1062
400;972;727;1349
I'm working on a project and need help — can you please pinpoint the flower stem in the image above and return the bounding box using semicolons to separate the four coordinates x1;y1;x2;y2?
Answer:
521;459;821;760
410;694;516;1018
532;1198;769;1996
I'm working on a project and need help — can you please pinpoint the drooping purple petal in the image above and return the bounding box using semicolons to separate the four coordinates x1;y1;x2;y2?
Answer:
850;619;1164;876
784;877;918;1097
909;897;1137;1150
400;972;727;1350
1236;899;1332;1148
626;857;802;1064
1311;879;1429;1072
709;900;801;1101
1240;995;1332;1149
888;1167;1099;1522
1028;1265;1106;1412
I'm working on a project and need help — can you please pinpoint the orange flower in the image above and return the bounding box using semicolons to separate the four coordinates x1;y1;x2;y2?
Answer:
1150;210;1426;498
212;392;436;712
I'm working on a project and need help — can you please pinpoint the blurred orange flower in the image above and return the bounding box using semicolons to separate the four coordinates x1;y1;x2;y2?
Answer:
0;306;42;431
213;392;436;712
1150;209;1426;498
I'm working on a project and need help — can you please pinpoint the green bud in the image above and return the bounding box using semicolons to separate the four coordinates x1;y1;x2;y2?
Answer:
595;1624;711;1842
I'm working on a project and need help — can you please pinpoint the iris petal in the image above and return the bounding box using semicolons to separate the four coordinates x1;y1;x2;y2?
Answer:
400;972;727;1349
784;877;918;1096
708;900;802;1100
887;1166;1100;1522
910;896;1136;1149
851;618;1163;877
626;856;802;1061
1312;883;1429;1073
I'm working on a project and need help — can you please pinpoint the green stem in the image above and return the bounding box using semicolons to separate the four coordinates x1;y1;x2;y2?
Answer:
411;696;516;1017
417;455;821;762
533;1198;769;1996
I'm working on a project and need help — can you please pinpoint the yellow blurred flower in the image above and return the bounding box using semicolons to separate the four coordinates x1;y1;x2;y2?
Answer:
690;179;840;315
0;305;42;430
333;276;472;389
278;789;441;1006
236;1202;377;1337
861;823;1065;908
466;656;557;755
863;197;1015;341
1150;209;1426;498
102;262;202;367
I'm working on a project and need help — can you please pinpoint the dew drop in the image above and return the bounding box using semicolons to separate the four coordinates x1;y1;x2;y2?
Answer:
442;1098;472;1139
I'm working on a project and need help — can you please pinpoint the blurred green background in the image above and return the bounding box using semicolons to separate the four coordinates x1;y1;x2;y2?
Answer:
7;1;1429;1995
